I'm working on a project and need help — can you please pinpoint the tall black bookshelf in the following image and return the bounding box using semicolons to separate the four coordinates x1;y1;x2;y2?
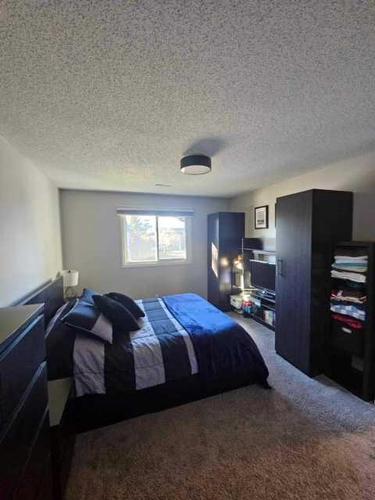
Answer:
327;241;375;401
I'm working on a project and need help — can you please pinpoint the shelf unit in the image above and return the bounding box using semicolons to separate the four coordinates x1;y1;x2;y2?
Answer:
237;241;277;330
327;241;375;401
241;237;263;253
242;249;276;256
243;288;276;331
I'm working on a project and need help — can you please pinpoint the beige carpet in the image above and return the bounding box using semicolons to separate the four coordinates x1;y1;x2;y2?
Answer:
67;317;375;500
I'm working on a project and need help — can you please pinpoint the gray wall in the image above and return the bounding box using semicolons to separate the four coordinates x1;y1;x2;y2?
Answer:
0;137;62;306
60;151;375;300
230;151;375;250
60;190;228;299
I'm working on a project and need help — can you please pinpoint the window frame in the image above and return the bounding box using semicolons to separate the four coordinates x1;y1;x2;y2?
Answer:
119;213;192;268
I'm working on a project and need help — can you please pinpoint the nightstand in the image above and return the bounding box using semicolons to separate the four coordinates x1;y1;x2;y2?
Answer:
48;378;76;500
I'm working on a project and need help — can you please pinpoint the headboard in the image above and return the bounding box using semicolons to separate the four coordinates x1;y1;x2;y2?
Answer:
17;277;65;324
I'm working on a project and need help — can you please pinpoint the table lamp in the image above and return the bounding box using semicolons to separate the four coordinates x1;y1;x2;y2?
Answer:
62;269;79;299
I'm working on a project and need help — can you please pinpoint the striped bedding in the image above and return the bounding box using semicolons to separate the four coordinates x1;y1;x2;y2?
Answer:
73;293;269;398
73;298;198;397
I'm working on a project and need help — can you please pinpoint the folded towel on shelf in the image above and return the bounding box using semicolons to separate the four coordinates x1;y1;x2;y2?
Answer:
330;303;366;321
343;280;366;290
331;269;366;283
334;255;368;262
335;247;368;258
332;263;368;273
332;313;364;330
331;289;367;304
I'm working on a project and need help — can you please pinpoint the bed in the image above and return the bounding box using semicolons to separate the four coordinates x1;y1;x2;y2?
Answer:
23;278;269;432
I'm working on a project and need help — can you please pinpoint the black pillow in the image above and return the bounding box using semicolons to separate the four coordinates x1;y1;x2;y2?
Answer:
93;295;140;331
105;292;145;319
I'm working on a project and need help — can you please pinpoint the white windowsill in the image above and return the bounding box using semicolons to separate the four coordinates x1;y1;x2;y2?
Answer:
121;259;192;269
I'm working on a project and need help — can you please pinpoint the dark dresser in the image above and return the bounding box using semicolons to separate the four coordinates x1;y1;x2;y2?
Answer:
0;305;52;500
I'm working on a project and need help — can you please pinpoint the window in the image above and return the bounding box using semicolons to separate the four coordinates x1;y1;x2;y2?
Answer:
119;212;191;266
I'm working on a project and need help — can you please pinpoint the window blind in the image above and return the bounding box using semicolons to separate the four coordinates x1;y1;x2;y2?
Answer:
116;208;194;217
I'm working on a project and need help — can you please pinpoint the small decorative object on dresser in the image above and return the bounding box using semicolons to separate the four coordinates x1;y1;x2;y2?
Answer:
254;205;269;229
0;304;53;500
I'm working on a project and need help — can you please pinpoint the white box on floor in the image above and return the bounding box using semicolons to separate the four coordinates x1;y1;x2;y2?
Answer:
230;294;243;311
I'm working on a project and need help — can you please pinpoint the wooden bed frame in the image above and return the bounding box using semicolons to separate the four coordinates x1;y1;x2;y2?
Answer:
15;278;265;433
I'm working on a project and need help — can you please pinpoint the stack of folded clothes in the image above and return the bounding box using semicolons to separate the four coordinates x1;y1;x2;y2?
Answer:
330;251;368;283
330;248;367;330
330;299;366;321
330;288;367;304
331;313;364;331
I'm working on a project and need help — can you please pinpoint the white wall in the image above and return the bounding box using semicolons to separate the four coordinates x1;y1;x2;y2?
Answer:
60;190;228;299
0;137;62;306
230;151;375;250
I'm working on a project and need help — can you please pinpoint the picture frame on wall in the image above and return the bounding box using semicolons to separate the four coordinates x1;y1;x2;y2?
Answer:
254;205;269;229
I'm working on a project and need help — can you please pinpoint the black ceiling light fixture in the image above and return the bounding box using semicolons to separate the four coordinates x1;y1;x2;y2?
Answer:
180;154;211;175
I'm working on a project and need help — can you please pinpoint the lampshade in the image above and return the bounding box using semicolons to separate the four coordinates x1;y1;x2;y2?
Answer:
62;269;79;288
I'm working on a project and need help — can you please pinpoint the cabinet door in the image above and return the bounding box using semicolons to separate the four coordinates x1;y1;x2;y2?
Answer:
219;213;244;307
275;191;313;374
207;213;221;307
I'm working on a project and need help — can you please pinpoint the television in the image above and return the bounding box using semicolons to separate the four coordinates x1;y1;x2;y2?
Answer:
249;260;276;292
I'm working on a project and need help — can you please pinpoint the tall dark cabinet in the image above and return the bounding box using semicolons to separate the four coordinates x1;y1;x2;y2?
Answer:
207;212;244;311
275;189;353;376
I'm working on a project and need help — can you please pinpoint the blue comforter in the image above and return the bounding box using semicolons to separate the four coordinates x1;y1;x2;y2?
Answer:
163;293;269;387
71;293;269;397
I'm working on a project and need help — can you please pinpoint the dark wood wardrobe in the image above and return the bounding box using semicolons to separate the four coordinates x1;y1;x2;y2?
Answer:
275;189;353;376
207;212;244;311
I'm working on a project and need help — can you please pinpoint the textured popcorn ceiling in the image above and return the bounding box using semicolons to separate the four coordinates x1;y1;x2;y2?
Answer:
1;1;375;197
